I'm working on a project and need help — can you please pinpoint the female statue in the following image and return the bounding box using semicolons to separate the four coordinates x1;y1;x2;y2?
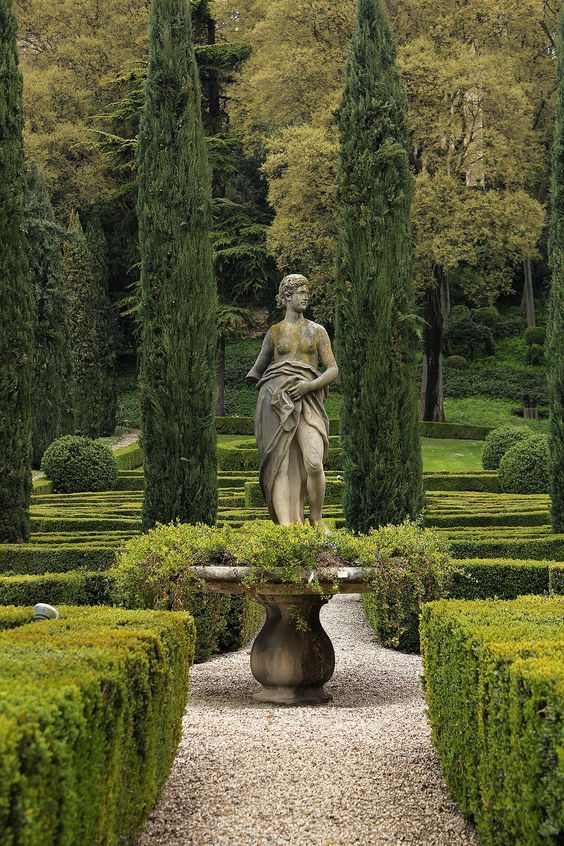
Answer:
246;274;339;528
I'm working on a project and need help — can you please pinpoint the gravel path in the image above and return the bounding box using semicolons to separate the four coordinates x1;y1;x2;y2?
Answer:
138;594;479;846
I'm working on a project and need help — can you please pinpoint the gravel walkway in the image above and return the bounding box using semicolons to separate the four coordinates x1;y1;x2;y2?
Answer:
137;594;479;846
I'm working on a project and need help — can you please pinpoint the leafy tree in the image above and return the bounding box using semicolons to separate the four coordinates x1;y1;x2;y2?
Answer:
26;163;72;466
335;0;423;533
138;0;217;528
548;9;564;534
0;0;33;541
63;212;102;437
85;216;117;435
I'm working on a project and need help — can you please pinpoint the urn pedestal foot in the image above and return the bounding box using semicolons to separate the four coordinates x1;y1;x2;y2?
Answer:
251;594;335;706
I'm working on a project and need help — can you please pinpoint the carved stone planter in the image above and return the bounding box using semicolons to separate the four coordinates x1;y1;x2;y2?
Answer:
188;566;370;706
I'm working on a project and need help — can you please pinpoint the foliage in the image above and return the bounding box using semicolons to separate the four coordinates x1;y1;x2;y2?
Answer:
547;9;564;534
0;604;195;845
524;326;546;346
335;0;423;533
138;0;217;529
526;343;545;366
444;361;547;404
0;0;32;543
498;435;550;494
85;216;117;435
443;305;495;360
472;306;499;329
41;435;118;493
481;425;534;470
26;163;72;467
421;596;564;846
449;558;560;601
63;212;103;437
445;354;468;369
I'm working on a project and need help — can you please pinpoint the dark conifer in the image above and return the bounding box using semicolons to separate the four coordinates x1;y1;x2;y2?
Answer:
63;212;103;438
138;0;217;528
335;0;423;533
0;0;33;541
547;10;564;533
26;164;72;466
86;216;118;436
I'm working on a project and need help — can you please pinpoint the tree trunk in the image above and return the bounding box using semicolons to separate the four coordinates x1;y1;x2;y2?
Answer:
216;333;225;417
522;257;536;327
420;265;450;422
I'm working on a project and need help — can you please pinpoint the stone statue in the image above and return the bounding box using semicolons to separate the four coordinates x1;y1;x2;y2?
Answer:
246;274;339;528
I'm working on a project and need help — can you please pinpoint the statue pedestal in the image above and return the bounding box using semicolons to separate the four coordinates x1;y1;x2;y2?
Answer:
186;565;371;706
251;594;334;705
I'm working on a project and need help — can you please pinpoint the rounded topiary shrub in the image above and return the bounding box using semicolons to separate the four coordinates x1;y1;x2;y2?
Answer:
526;343;544;366
498;435;549;494
445;354;468;369
481;426;534;470
473;306;499;329
524;326;546;347
41;435;118;493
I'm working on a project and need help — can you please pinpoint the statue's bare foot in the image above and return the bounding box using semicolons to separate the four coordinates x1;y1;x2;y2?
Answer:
309;516;331;535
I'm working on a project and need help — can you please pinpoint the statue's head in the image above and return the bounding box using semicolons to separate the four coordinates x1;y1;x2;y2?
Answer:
276;274;309;312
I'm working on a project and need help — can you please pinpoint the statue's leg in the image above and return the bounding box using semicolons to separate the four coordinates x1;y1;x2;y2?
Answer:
287;437;305;523
296;420;326;527
271;452;291;524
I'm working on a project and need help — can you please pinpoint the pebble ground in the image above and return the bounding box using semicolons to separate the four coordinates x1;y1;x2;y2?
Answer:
137;594;479;846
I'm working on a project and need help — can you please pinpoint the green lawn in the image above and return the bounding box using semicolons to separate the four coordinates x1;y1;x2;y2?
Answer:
444;397;549;432
421;438;483;472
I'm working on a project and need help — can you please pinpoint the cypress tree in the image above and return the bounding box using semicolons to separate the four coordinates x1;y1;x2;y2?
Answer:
138;0;218;528
26;164;71;466
547;10;564;533
0;0;32;542
63;212;103;438
335;0;423;534
86;216;117;436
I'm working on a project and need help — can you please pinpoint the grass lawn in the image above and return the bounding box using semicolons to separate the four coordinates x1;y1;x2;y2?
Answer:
421;438;483;472
444;397;549;432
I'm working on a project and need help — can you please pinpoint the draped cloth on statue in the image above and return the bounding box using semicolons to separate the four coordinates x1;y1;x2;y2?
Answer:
255;360;329;523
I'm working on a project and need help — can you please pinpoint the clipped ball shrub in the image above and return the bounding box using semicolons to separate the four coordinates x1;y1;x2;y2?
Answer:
524;326;546;346
41;435;118;493
498;435;550;494
472;305;499;329
481;426;534;470
445;354;468;369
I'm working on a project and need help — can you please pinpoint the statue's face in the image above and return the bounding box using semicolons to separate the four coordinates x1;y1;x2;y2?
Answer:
287;284;309;313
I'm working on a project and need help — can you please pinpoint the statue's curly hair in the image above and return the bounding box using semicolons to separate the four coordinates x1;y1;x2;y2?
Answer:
275;274;309;309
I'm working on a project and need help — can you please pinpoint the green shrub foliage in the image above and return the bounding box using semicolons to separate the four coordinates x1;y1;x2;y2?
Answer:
86;216;117;436
63;212;103;437
26;163;72;467
138;0;217;529
481;425;533;470
0;0;32;542
472;306;499;329
421;596;564;846
335;0;423;533
526;342;544;366
524;326;546;346
548;10;564;533
445;354;468;370
498;435;550;494
443;306;495;360
41;435;118;493
0;605;195;845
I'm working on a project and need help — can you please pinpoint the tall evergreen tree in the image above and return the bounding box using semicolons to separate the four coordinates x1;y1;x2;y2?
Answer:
86;216;118;436
335;0;423;534
0;0;33;542
26;163;72;466
63;212;103;438
548;11;564;534
138;0;218;528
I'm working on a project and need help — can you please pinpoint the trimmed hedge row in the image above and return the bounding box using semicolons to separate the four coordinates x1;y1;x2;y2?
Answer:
449;558;563;599
421;596;563;845
0;605;195;846
0;570;112;605
113;441;143;470
448;532;564;561
0;544;116;574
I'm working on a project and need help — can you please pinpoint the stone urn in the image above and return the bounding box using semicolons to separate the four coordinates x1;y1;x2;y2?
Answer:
187;565;371;705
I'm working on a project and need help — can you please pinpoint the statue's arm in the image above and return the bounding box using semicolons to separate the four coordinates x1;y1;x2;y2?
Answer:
246;329;274;384
308;326;338;391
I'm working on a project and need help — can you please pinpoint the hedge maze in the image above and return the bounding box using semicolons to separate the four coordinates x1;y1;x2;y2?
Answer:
0;425;562;844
